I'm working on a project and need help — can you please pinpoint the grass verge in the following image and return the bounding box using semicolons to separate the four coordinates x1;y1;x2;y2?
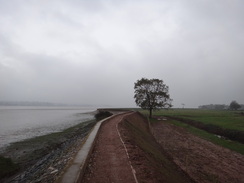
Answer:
121;113;194;183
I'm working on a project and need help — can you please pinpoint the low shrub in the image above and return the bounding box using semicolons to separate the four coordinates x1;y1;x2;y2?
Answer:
94;111;113;121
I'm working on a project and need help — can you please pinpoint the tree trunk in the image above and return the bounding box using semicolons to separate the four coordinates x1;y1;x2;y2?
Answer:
149;108;152;118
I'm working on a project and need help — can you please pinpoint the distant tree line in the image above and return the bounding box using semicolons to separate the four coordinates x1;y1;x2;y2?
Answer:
198;104;228;110
199;100;244;110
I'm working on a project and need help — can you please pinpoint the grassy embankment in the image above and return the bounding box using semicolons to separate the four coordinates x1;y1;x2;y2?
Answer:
121;112;194;183
142;109;244;155
0;119;96;179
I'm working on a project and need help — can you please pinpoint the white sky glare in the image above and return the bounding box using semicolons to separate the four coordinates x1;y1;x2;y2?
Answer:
0;0;244;108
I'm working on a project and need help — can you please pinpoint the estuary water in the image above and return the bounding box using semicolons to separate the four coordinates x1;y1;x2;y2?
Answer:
0;106;96;150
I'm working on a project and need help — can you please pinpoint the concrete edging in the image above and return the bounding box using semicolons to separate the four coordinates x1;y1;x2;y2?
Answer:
59;113;127;183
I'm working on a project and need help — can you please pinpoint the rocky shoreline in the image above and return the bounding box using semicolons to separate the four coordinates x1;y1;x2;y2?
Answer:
1;120;97;183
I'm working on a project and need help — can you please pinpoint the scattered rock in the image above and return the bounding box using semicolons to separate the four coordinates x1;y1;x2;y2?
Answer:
1;121;96;183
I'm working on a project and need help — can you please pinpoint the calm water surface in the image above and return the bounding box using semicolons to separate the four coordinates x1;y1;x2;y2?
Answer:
0;106;95;150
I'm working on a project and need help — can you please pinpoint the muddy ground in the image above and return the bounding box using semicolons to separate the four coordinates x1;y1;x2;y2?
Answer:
0;120;97;183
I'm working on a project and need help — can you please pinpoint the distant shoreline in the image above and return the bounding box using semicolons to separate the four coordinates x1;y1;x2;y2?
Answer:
0;101;94;107
0;107;97;151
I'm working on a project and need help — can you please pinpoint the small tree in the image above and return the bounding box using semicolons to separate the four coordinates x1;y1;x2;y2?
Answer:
134;78;172;118
229;100;241;110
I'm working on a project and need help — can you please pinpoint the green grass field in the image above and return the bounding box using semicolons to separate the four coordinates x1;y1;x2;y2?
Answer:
141;109;244;155
145;109;244;131
168;119;244;154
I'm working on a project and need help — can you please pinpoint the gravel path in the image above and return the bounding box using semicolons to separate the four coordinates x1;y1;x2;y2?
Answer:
82;112;137;183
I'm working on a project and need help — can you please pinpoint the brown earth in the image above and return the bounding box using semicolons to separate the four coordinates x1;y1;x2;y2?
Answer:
81;112;137;183
81;112;194;183
152;118;244;183
82;111;244;183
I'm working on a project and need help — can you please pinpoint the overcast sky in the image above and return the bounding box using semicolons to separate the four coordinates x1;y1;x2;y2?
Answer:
0;0;243;108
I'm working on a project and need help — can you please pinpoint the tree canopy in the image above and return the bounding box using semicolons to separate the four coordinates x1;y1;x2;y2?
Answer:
134;78;172;118
229;100;241;110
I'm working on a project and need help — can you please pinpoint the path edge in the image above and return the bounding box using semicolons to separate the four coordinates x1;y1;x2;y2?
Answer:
58;111;132;183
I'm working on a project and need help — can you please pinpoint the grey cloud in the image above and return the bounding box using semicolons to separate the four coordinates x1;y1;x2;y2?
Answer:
0;0;243;107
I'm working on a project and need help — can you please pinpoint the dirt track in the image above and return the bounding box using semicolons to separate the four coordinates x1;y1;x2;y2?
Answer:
82;112;137;183
82;112;193;183
81;112;244;183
